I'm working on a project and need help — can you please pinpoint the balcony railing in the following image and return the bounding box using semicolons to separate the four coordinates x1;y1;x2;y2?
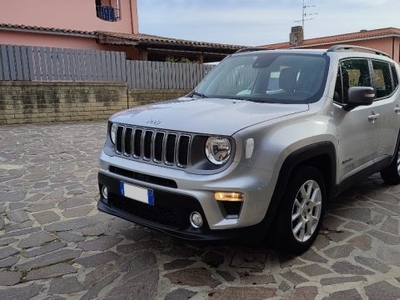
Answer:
96;6;120;22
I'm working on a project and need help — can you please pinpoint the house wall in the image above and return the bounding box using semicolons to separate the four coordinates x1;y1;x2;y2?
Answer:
0;81;189;125
0;31;102;49
305;37;400;63
0;0;138;34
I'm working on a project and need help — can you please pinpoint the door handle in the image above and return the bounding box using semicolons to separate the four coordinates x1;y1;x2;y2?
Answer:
368;112;380;123
394;106;400;115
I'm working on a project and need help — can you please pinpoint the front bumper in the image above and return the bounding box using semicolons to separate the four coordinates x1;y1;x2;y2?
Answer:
98;172;267;241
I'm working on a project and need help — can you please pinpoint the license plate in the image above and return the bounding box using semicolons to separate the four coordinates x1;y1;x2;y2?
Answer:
120;182;154;206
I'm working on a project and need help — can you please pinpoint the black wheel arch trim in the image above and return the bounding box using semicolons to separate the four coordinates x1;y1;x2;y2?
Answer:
260;141;336;236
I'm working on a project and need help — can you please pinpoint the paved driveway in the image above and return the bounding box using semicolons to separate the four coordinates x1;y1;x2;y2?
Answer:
0;121;400;300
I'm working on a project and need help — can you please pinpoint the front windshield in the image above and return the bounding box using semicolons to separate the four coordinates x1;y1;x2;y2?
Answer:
195;52;329;104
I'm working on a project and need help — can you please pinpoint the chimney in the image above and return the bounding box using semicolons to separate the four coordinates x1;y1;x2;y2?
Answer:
289;26;304;46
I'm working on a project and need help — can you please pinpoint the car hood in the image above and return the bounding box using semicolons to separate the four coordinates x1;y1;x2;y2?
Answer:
111;97;309;136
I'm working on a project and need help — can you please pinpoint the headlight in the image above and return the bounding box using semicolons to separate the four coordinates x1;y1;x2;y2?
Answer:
205;137;231;165
110;123;118;144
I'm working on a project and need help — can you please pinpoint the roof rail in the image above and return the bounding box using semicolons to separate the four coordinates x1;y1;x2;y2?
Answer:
326;45;390;58
235;47;266;53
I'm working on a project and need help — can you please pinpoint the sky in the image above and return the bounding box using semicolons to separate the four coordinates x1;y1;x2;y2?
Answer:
137;0;400;46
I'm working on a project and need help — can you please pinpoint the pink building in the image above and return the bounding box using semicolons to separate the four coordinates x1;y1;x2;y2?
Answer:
0;0;240;62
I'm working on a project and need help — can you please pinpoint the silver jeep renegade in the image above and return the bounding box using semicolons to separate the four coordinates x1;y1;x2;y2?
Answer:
98;45;400;254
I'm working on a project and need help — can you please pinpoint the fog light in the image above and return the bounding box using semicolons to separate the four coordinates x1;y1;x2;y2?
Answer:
215;192;244;202
189;211;203;228
101;186;108;200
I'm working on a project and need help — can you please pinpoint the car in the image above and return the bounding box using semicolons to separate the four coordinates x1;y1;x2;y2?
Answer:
97;45;400;254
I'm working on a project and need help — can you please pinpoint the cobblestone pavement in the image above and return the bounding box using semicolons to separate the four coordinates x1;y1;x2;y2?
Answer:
1;121;400;300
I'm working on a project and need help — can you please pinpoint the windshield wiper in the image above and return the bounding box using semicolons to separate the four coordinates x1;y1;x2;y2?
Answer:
189;91;208;98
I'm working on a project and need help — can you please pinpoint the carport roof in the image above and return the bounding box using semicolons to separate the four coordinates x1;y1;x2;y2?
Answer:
97;31;244;54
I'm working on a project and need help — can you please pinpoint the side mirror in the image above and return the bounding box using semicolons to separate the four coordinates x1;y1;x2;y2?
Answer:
344;86;375;111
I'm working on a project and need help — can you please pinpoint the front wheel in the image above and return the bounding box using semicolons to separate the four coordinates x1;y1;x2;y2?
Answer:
380;143;400;185
276;166;326;255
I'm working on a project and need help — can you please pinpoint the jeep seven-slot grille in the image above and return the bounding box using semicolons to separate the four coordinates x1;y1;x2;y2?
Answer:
115;126;191;168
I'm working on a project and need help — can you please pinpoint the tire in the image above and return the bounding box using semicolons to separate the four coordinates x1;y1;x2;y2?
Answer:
380;143;400;185
275;166;326;255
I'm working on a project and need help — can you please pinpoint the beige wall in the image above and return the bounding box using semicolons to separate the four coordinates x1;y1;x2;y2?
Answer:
0;81;189;125
305;37;400;63
0;0;138;34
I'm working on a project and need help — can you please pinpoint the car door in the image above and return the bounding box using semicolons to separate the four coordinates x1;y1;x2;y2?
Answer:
370;60;400;160
334;58;380;182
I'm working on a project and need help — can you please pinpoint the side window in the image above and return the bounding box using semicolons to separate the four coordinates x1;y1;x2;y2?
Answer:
372;60;393;98
390;64;399;90
335;59;371;103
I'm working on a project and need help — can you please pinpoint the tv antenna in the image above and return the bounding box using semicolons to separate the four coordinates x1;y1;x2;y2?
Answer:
295;0;317;30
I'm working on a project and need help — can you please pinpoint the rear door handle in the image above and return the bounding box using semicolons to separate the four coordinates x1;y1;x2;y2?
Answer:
394;106;400;115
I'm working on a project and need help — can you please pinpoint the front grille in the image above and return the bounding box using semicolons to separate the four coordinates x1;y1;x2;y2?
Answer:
115;125;191;168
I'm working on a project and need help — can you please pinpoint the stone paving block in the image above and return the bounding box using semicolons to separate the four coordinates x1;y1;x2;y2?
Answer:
300;248;328;263
165;288;196;300
331;261;375;275
116;240;162;254
0;217;4;230
26;263;76;281
376;246;400;267
5;220;35;232
165;267;221;288
56;232;85;243
77;236;122;251
74;251;120;268
0;255;19;268
0;190;27;202
282;286;318;300
80;273;119;300
48;277;84;295
364;281;400;299
17;231;56;249
239;273;276;285
343;221;369;231
7;210;29;223
62;205;94;218
208;287;276;300
320;275;367;286
0;237;17;246
16;249;82;271
354;256;390;273
84;261;119;287
296;263;332;277
216;270;235;282
26;202;56;213
324;244;355;259
58;198;92;210
368;230;400;245
0;284;43;300
281;271;308;285
22;241;67;258
348;234;372;251
164;259;196;271
0;271;21;286
379;217;399;236
105;268;159;300
44;215;104;232
230;250;266;270
2;227;41;238
33;211;60;225
0;246;19;260
323;288;363;300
